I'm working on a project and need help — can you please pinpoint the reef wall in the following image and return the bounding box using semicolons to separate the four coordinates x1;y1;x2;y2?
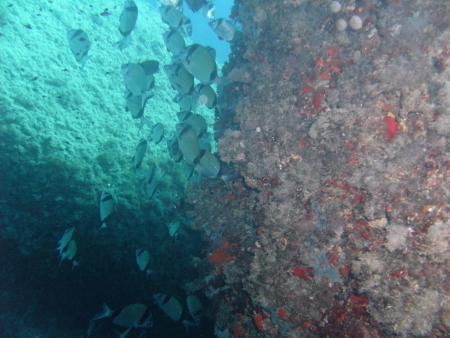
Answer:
189;1;450;337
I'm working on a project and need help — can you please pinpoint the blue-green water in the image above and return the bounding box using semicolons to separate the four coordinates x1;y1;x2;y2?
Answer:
2;1;449;338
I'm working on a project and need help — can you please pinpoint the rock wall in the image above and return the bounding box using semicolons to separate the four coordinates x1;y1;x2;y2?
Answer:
189;1;450;337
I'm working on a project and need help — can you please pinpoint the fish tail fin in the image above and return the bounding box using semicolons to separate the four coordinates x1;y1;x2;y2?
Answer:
101;303;113;318
87;302;113;337
116;36;131;50
100;222;107;230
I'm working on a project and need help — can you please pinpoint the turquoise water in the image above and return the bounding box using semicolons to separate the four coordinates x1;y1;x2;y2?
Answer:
0;0;227;336
183;0;233;63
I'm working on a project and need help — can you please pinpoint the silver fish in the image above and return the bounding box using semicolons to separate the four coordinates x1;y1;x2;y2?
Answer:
181;44;217;84
177;124;201;164
209;18;236;42
118;0;138;48
183;113;207;137
153;293;182;321
174;94;193;112
135;248;151;273
186;295;203;322
195;150;220;178
133;139;148;169
160;5;192;36
164;63;194;95
193;84;217;109
163;28;186;56
99;191;114;229
125;92;152;119
122;63;154;96
67;29;91;65
60;239;77;265
112;303;150;330
167;137;183;162
57;227;75;255
148;123;164;144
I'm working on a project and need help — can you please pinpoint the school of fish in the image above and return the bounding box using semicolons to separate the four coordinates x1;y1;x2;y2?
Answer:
63;0;238;336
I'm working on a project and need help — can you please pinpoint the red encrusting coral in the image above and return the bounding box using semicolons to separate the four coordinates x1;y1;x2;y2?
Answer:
253;313;267;331
384;114;399;141
208;241;236;266
349;294;369;315
277;307;289;321
290;266;314;281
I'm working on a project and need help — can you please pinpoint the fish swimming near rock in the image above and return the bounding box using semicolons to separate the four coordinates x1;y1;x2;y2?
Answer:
148;123;164;144
182;113;207;137
60;239;78;265
186;294;203;322
198;134;212;152
164;63;194;95
57;227;75;255
163;28;186;56
125;92;152;119
133;139;148;169
88;303;152;338
167;221;181;238
99;191;114;229
160;5;192;36
167;137;183;162
174;94;193;111
195;150;220;178
153;293;183;321
113;303;152;330
123;60;158;118
209;18;236;42
67;29;91;65
181;44;217;84
57;227;78;266
177;124;201;164
122;61;158;96
193;84;217;109
136;248;152;274
118;0;138;49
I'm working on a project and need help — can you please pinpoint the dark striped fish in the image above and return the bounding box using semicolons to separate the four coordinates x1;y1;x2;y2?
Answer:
181;44;217;84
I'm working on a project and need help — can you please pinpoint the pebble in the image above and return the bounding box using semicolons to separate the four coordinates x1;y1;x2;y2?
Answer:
336;18;347;31
329;1;342;13
350;15;363;30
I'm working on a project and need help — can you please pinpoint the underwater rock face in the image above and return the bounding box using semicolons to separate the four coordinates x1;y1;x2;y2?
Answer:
186;0;450;337
1;0;450;337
